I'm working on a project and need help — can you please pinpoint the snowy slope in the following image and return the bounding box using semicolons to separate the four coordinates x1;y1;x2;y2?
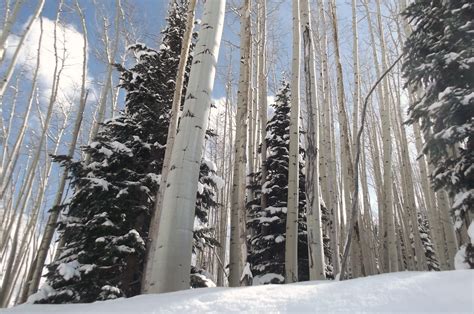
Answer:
5;270;473;313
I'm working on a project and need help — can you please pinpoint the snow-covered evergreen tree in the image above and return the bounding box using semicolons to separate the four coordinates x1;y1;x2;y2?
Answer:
418;214;440;271
33;1;219;303
247;83;331;285
402;0;474;269
36;43;172;303
191;155;221;288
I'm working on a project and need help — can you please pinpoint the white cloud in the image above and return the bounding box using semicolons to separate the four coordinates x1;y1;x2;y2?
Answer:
10;17;90;110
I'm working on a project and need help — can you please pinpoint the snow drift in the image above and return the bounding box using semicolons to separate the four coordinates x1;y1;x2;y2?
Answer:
6;270;473;313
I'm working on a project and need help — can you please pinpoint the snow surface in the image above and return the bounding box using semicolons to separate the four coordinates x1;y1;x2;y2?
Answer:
6;271;473;313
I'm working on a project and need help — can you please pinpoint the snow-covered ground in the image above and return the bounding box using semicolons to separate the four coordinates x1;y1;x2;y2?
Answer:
5;270;473;313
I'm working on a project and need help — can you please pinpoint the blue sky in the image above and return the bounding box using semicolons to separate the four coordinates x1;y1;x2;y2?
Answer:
2;0;367;215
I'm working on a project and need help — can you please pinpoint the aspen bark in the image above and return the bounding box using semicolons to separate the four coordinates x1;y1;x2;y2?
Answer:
142;0;197;291
374;0;398;272
258;0;268;210
142;0;225;294
300;0;325;280
317;0;340;274
285;0;301;284
229;0;251;287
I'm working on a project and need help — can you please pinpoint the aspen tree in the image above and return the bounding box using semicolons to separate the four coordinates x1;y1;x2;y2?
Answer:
23;2;89;298
0;76;20;173
0;0;24;64
5;113;68;306
340;52;404;279
329;0;362;275
143;0;225;293
316;0;340;274
257;0;268;210
0;0;45;103
143;0;197;290
285;0;301;284
216;67;232;287
372;0;398;272
300;0;325;280
229;0;251;287
86;0;121;147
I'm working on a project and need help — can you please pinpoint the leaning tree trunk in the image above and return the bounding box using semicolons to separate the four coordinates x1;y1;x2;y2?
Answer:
285;0;301;284
229;0;251;287
142;0;225;294
300;0;325;280
142;0;197;292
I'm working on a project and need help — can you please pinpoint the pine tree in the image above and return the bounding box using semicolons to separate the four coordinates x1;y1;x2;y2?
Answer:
36;43;171;303
247;83;332;285
191;157;221;288
417;214;440;271
32;1;219;303
402;0;474;269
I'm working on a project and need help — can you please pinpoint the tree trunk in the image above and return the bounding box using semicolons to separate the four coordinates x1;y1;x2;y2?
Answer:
142;0;225;294
300;0;325;280
285;0;301;284
229;0;251;287
142;0;197;291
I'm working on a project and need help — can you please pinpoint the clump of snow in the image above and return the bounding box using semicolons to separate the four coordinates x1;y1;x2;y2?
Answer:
57;261;80;281
26;284;56;304
275;235;285;243
253;273;285;285
197;182;204;195
202;158;217;172
468;221;474;244
8;271;474;313
454;246;470;270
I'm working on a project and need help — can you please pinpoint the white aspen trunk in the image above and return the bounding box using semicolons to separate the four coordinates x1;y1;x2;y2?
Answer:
0;71;36;198
351;0;360;155
142;0;225;294
0;0;24;64
285;0;301;284
216;64;232;287
8;113;67;304
0;76;20;175
258;0;268;210
229;0;251;287
363;0;387;272
391;90;427;270
313;3;329;213
142;0;197;291
0;0;45;102
329;0;361;276
300;0;325;280
86;0;121;150
24;4;88;297
247;36;256;204
360;141;377;275
0;1;62;234
317;0;340;274
374;0;398;272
